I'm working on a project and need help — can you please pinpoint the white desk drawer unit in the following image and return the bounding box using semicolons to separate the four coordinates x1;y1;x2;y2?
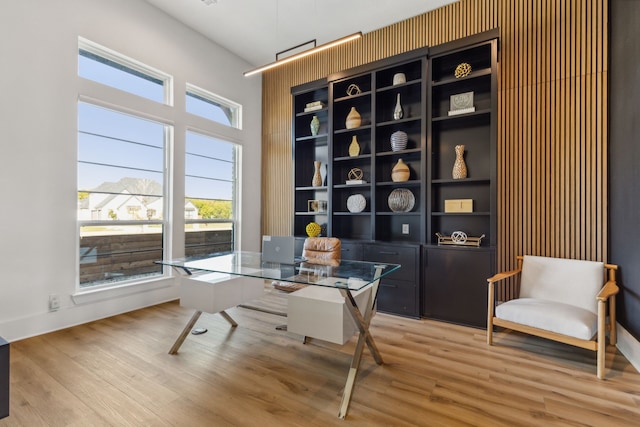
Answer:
180;272;265;314
287;284;373;345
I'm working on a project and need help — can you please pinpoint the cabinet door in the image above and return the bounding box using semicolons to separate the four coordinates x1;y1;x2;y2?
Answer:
364;243;420;318
423;246;495;328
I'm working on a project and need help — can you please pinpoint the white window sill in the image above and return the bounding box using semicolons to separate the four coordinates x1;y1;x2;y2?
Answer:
72;276;177;305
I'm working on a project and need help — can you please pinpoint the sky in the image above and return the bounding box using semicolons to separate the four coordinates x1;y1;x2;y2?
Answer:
77;53;235;201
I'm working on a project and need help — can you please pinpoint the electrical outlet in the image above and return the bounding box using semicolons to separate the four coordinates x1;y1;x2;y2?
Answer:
402;224;410;234
49;295;60;312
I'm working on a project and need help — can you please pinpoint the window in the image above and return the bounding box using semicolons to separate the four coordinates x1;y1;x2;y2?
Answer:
77;39;243;291
186;83;241;129
78;37;172;104
78;102;167;287
184;131;238;257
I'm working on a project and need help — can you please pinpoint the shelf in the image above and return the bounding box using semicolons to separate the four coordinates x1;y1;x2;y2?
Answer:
376;116;421;127
334;91;372;103
334;154;372;162
376;211;421;216
431;212;491;216
376;79;421;93
432;68;492;87
333;183;370;189
376;148;421;157
334;211;371;216
295;107;328;117
295;134;329;143
295;186;328;191
431;177;490;184
376;180;421;187
432;109;491;122
295;212;328;216
334;124;372;135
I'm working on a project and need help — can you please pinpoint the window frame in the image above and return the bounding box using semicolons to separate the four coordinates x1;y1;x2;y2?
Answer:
78;37;174;106
77;100;171;289
184;129;240;257
186;83;242;129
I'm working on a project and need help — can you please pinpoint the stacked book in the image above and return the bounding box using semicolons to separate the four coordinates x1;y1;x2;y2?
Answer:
304;101;325;112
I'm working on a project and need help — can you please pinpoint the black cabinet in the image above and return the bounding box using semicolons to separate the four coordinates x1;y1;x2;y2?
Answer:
291;79;330;238
329;52;427;244
427;32;498;247
423;246;495;328
290;31;499;322
0;337;8;419
364;243;420;318
422;31;498;328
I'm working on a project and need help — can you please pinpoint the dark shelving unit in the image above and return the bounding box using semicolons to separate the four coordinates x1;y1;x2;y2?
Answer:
290;31;499;323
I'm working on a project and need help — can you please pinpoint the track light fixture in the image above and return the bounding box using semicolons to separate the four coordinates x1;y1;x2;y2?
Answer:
243;32;362;77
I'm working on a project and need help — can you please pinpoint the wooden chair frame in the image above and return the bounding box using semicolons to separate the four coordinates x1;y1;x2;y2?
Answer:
487;256;619;379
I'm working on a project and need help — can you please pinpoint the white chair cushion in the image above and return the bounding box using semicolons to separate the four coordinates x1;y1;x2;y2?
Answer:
520;256;604;314
496;298;597;340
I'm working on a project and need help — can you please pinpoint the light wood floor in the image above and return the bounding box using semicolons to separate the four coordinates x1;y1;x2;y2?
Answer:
2;291;639;427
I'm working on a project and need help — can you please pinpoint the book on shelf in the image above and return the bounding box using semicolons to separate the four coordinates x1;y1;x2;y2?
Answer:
346;180;366;185
306;100;323;108
304;104;324;112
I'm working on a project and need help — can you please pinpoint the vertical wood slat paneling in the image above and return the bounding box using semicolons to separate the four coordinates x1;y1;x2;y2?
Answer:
262;0;608;291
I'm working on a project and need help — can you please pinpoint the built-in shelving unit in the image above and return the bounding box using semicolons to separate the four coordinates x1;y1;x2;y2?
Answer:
423;30;499;328
290;30;499;323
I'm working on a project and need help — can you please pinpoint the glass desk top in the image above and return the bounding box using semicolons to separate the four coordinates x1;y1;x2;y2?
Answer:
157;251;401;291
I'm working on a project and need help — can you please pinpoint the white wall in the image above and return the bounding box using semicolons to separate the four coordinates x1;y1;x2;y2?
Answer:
0;0;262;341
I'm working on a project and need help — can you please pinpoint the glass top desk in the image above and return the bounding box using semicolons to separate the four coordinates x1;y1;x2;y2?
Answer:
157;251;400;419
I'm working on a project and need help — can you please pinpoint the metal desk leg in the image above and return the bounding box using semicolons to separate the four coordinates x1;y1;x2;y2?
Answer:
219;310;238;327
169;310;202;355
168;310;238;355
337;266;384;419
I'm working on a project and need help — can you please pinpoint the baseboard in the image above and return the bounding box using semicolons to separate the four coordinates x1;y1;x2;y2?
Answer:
616;323;640;374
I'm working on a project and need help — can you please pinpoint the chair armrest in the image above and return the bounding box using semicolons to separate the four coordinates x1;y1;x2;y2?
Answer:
597;280;619;301
486;268;521;285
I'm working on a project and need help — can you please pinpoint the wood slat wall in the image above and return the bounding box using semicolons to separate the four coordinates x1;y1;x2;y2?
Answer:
261;0;608;275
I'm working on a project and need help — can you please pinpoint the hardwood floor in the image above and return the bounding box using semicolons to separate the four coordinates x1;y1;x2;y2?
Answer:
2;292;639;426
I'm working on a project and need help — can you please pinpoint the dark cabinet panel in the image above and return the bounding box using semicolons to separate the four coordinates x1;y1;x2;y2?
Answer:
377;281;419;318
423;246;495;328
364;242;420;318
0;337;8;419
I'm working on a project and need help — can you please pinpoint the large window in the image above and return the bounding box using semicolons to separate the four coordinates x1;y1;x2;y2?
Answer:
78;103;167;287
77;39;242;290
185;131;238;257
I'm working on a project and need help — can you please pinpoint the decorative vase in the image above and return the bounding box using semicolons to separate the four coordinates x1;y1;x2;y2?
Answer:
391;159;410;182
393;73;406;85
345;107;361;129
348;135;361;157
347;194;366;213
310;115;320;136
312;161;323;187
390;130;408;152
452;144;467;179
388;188;415;212
393;93;403;120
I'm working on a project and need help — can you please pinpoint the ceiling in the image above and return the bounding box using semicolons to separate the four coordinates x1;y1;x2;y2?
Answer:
144;0;459;69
